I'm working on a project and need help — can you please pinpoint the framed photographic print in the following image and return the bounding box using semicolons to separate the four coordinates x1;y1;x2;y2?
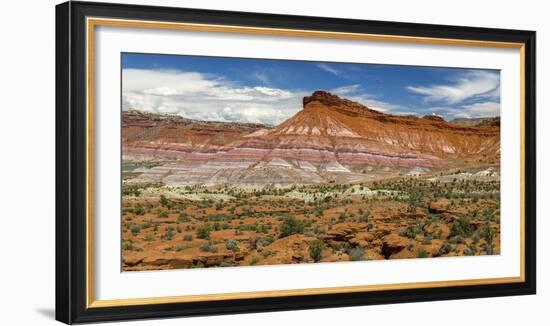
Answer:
56;1;536;324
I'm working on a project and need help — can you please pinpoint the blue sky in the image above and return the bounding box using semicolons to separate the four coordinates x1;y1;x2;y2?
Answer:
122;53;501;125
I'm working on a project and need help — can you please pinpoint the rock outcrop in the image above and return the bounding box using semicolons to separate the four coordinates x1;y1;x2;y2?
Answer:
123;91;500;187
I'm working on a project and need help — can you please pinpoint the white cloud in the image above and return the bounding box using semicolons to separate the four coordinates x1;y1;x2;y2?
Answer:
252;71;271;85
122;68;307;125
331;84;361;95
428;101;500;119
461;101;501;118
330;84;404;113
406;70;500;105
317;63;341;76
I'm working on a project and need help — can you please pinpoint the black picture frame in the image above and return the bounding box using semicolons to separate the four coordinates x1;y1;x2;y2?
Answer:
56;1;536;324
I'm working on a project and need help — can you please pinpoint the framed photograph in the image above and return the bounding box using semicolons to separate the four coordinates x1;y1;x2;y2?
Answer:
56;1;536;324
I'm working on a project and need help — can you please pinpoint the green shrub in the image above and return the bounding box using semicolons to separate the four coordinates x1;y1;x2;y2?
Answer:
250;255;261;265
175;245;191;251
348;247;365;261
450;217;474;238
183;234;193;241
421;235;432;244
481;223;497;254
225;239;239;252
177;213;190;222
134;203;145;216
163;226;175;240
308;238;325;263
196;224;212;239
439;242;454;255
200;242;218;253
122;240;134;250
464;244;477;256
159;194;169;207
407;189;424;212
400;225;423;239
130;225;141;236
279;216;305;238
259;236;275;247
338;212;347;222
416;249;429;258
448;235;466;244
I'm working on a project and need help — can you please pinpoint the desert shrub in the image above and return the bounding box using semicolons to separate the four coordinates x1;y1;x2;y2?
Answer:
448;235;466;244
421;235;433;245
157;209;169;218
481;223;497;254
175;245;191;252
313;225;324;235
191;261;205;269
439;242;454;255
315;209;324;218
407;189;424;212
140;220;153;230
143;233;155;242
122;240;142;252
200;242;218;253
213;222;222;231
134;203;145;216
464;244;477;256
400;225;423;239
219;261;232;267
450;217;474;238
159;194;169;207
367;222;374;231
122;184;142;197
279;216;305;238
258;236;275;247
196;224;212;239
130;225;141;236
250;255;262;265
163;226;175;240
338;212;347;222
183;234;193;241
122;240;134;250
308;238;325;263
177;213;190;222
416;249;429;258
348;247;365;261
472;231;481;244
225;239;239;252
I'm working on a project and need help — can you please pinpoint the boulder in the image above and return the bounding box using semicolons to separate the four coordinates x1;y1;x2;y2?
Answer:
381;234;409;259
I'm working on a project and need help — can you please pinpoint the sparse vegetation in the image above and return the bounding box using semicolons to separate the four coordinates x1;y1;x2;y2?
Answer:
225;239;239;252
122;166;500;271
199;242;218;253
348;247;365;261
308;238;325;262
279;216;305;238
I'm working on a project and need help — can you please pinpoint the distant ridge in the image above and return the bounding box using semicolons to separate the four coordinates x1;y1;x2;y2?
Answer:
123;91;500;186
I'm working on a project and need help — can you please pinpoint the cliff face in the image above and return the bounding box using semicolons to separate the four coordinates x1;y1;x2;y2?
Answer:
123;91;500;186
262;91;500;164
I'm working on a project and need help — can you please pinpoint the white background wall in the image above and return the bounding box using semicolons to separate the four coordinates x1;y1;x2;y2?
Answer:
0;0;546;325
